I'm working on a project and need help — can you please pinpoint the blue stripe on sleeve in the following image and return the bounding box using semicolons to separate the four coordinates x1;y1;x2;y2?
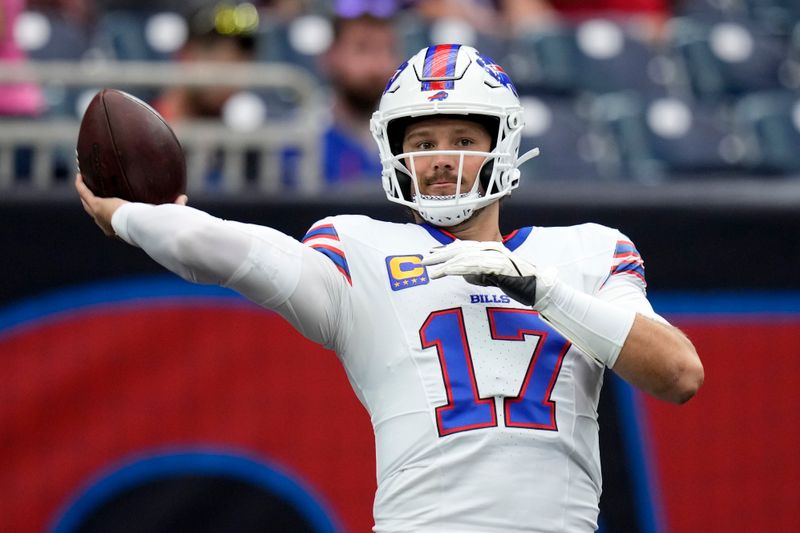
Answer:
302;226;339;241
310;246;350;277
614;242;640;257
614;262;646;279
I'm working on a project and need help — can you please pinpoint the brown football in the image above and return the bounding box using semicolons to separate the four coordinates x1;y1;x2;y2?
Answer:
77;89;186;203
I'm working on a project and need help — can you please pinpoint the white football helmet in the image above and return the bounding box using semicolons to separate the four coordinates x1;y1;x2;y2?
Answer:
370;44;539;227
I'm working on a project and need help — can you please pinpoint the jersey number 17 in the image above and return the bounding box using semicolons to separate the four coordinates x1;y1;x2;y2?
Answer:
420;307;571;437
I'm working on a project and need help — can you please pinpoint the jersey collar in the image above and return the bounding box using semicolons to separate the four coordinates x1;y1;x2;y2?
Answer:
420;223;533;252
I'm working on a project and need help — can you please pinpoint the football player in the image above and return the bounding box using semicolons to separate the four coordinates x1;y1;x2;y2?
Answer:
77;44;703;532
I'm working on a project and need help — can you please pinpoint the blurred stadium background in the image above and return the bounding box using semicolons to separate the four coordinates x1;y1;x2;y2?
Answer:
1;0;799;532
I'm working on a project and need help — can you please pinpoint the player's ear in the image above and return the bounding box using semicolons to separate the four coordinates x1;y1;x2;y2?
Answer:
175;195;189;206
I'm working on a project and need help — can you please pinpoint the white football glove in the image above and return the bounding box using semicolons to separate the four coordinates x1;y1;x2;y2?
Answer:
422;240;557;308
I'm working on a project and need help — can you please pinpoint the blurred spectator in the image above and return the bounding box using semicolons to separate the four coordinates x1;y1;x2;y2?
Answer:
413;0;558;35
152;6;259;189
548;0;669;42
27;0;91;26
258;0;308;20
549;0;667;17
94;0;197;11
0;0;45;116
411;0;501;34
153;6;256;122
2;0;45;181
410;0;666;39
319;12;401;185
336;0;397;18
500;0;559;32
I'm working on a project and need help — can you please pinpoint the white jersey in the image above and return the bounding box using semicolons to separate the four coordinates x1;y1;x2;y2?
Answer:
112;206;657;533
299;215;655;533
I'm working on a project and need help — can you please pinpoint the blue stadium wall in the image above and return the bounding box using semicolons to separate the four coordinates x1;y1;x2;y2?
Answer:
2;199;799;532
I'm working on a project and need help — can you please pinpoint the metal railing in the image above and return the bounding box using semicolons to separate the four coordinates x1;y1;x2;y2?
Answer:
0;60;326;196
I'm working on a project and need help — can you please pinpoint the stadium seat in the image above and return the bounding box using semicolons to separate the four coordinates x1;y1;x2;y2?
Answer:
669;17;790;100
675;0;748;22
590;93;749;181
517;95;609;182
252;19;326;119
396;13;431;57
506;20;671;98
733;89;800;173
93;11;175;61
256;17;327;80
786;20;800;87
504;25;581;96
743;0;800;36
573;19;672;97
19;12;91;119
23;11;90;61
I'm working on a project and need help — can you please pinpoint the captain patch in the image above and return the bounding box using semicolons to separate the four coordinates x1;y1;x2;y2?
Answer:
386;255;430;291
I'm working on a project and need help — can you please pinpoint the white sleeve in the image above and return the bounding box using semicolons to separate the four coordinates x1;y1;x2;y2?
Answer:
111;203;351;347
597;276;669;324
597;229;668;324
273;245;353;350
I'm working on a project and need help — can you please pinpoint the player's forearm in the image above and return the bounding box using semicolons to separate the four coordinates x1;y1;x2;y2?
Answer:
112;202;251;285
539;281;703;403
112;203;324;314
612;315;704;404
535;279;636;368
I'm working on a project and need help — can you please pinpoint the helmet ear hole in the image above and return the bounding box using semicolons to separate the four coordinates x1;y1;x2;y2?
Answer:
396;170;414;201
385;117;415;201
387;117;412;156
476;114;500;194
479;160;496;194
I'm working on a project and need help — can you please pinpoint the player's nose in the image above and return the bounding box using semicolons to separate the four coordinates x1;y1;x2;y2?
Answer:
432;153;458;170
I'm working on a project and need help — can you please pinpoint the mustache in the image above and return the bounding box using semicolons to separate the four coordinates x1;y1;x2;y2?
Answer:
423;169;458;186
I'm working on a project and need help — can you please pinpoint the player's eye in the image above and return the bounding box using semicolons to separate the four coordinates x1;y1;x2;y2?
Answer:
456;138;475;147
416;141;435;150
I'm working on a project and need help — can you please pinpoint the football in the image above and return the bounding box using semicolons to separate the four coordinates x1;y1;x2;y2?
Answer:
77;89;186;204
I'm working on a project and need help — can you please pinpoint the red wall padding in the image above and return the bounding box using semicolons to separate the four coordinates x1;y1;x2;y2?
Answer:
643;318;800;532
5;298;799;533
0;302;376;533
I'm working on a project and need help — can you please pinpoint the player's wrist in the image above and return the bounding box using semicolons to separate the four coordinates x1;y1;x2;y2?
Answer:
528;264;558;308
481;263;557;308
535;279;636;367
466;273;538;306
111;202;153;244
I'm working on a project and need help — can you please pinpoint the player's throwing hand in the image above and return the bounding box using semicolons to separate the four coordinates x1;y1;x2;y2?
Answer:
75;173;188;237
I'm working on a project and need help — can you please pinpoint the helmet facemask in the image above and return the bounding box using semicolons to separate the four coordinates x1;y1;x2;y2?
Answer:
380;114;521;226
371;44;539;227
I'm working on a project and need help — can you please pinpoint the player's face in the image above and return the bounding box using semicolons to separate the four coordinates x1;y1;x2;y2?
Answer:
401;118;492;197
